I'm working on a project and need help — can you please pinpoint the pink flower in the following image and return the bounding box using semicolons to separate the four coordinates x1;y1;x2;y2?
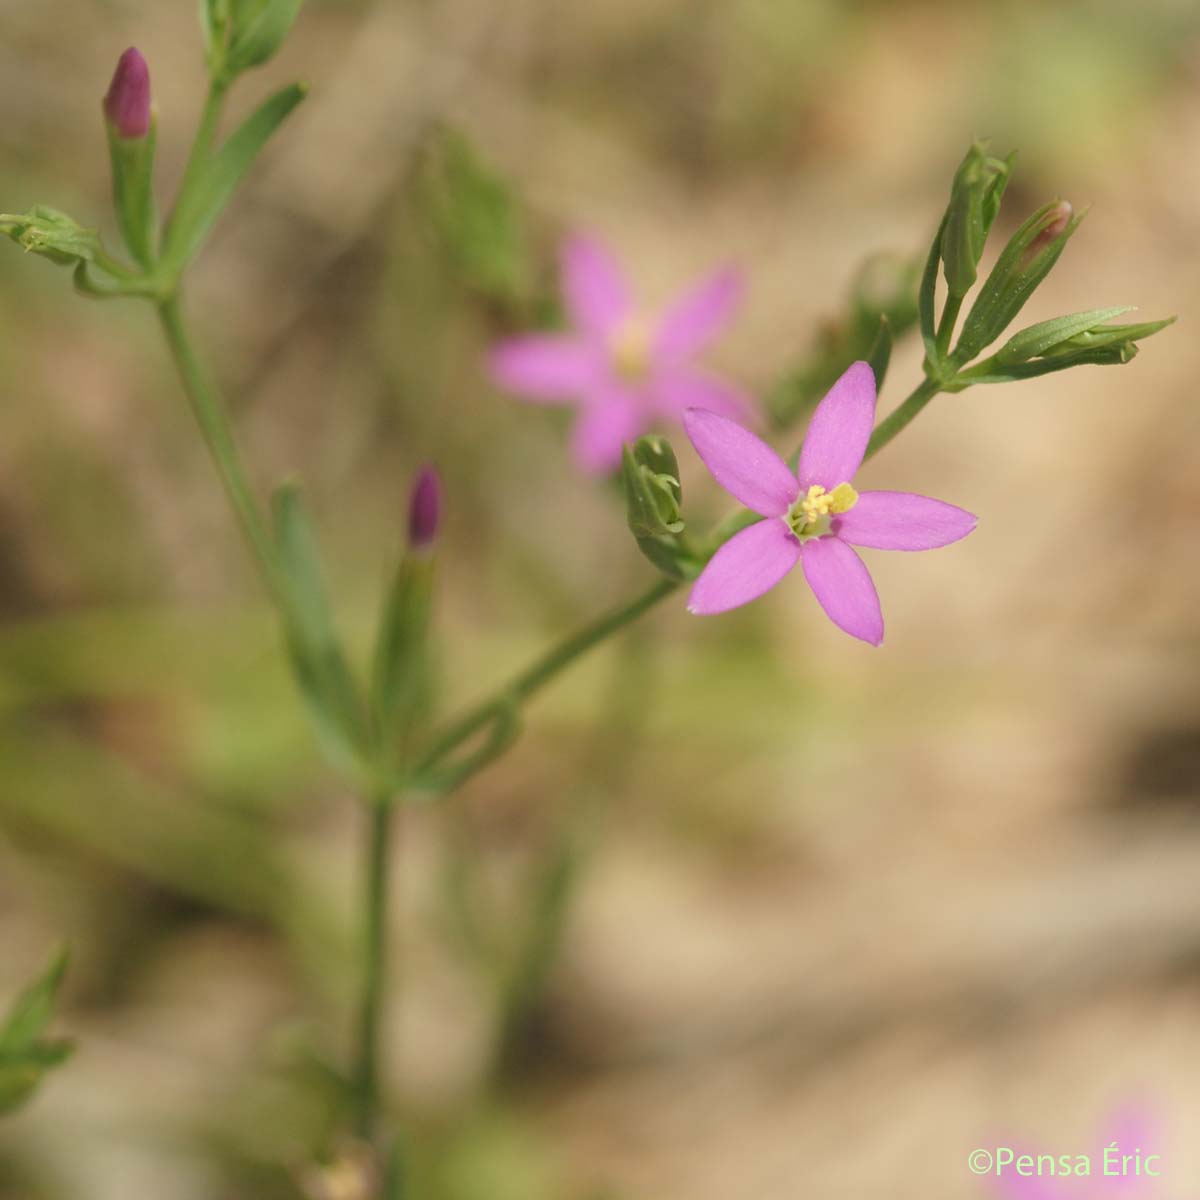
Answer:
684;361;976;645
995;1105;1162;1198
489;234;749;474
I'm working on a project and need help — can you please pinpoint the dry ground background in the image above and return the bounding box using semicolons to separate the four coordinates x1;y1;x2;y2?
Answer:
1;0;1200;1197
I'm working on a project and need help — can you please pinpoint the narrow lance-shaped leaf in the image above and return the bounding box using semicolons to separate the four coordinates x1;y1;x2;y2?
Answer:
272;483;369;778
163;83;307;268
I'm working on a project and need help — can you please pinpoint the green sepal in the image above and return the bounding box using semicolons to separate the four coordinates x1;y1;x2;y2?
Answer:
953;200;1085;364
271;482;370;779
226;0;304;76
939;142;1014;299
993;306;1134;367
163;83;307;270
0;206;103;268
106;116;159;269
371;553;435;771
0;947;74;1118
622;437;699;581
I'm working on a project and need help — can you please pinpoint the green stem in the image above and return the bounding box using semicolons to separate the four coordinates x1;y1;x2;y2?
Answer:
416;576;679;779
156;297;281;598
353;798;394;1139
864;376;942;460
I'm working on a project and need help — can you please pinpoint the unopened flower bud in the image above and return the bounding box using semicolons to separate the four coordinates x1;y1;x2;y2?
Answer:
1017;200;1073;270
953;198;1084;363
407;465;442;550
103;48;151;140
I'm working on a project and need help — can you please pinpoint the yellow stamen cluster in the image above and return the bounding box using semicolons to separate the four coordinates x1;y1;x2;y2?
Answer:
788;482;858;540
610;317;652;382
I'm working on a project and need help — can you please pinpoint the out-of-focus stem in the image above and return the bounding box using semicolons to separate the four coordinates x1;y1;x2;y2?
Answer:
156;297;280;598
353;798;394;1139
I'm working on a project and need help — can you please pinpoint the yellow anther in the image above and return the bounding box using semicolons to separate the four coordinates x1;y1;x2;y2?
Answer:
787;482;858;540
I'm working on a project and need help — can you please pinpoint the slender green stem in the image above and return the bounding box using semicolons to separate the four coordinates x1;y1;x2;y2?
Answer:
353;798;394;1139
416;576;679;779
864;376;942;460
156;297;281;599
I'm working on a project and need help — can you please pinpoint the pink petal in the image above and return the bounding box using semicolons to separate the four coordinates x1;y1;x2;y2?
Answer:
1098;1106;1159;1196
797;360;876;490
655;268;744;360
561;235;632;337
570;388;643;474
834;491;977;551
687;519;801;615
651;366;752;422
683;409;797;518
490;336;602;402
800;536;883;645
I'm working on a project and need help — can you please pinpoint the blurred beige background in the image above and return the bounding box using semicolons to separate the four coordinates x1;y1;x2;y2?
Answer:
1;0;1199;1197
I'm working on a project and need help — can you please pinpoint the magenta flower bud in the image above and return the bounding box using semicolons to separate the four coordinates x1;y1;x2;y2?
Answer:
407;465;442;550
103;48;151;139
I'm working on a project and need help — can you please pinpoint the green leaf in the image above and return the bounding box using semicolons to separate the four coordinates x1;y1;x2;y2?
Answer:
164;83;307;269
226;0;304;75
994;306;1134;366
0;947;73;1118
272;483;369;778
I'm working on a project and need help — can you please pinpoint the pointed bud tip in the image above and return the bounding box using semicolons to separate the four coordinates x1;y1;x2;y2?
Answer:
104;47;151;140
407;465;442;550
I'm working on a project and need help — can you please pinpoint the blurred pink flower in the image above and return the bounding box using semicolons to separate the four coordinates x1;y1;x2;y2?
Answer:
684;361;975;645
995;1106;1161;1198
103;47;151;140
489;234;749;474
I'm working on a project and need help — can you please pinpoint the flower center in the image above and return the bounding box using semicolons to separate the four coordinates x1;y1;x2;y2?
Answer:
786;482;858;541
609;316;653;383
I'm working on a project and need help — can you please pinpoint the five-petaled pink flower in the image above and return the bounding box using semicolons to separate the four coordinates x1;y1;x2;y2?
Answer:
684;361;976;645
489;234;749;474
